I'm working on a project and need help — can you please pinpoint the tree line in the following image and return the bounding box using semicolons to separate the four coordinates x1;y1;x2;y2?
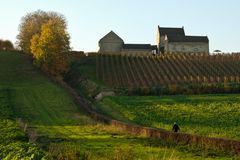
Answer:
17;10;70;77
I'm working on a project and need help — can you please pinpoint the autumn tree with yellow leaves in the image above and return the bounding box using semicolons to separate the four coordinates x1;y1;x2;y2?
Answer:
30;19;70;76
17;10;70;76
17;10;49;54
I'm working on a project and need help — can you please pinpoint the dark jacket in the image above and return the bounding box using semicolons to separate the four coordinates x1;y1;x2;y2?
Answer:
172;124;180;132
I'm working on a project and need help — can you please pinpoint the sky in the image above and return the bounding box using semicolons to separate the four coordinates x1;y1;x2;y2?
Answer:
0;0;240;52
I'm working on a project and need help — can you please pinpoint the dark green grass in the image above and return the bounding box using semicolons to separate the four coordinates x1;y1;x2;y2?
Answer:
0;88;45;159
67;55;109;87
97;95;240;139
0;52;86;125
0;51;236;159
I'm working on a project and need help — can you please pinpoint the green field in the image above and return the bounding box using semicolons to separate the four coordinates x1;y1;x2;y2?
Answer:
0;88;45;159
1;51;234;159
96;94;240;140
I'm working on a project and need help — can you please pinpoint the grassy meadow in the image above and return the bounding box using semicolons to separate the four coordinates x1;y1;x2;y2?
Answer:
1;51;235;159
0;88;45;159
97;94;240;140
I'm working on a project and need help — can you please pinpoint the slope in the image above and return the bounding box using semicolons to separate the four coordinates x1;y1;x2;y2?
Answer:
0;51;233;159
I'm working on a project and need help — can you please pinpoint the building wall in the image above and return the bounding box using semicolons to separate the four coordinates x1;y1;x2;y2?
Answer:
99;31;124;53
156;32;165;48
156;34;167;53
166;42;209;53
122;49;152;52
156;31;160;48
121;51;152;56
121;49;152;56
99;42;123;53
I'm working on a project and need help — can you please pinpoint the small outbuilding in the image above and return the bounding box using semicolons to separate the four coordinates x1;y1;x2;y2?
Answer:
98;31;124;53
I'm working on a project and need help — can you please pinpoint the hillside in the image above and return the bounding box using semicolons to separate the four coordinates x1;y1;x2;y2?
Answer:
66;54;240;140
1;51;233;159
0;51;85;125
64;53;240;158
0;89;45;159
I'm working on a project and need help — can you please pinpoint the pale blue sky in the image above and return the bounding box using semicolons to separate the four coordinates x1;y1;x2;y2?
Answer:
0;0;239;52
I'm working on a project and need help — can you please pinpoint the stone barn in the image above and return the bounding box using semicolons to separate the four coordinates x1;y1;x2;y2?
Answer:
98;31;124;53
98;31;157;54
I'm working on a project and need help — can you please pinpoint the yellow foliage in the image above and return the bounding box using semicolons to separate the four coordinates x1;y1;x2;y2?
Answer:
30;17;70;76
30;34;42;60
17;10;50;54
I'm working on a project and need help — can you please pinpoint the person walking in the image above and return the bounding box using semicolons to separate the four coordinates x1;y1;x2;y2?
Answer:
172;122;180;132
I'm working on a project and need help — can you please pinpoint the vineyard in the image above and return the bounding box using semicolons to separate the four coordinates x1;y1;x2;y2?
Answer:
96;53;240;94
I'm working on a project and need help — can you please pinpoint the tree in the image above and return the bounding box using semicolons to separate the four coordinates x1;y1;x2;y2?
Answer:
17;10;66;54
0;40;14;51
17;10;49;54
30;18;70;76
17;10;70;76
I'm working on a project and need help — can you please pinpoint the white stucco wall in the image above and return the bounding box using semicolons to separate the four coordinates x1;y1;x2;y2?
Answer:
156;31;160;46
166;42;209;53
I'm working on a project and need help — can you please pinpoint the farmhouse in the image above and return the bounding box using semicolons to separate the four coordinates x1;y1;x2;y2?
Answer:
98;26;209;54
98;31;157;54
157;26;209;54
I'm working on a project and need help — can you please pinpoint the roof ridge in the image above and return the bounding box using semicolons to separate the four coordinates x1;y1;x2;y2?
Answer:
99;30;124;43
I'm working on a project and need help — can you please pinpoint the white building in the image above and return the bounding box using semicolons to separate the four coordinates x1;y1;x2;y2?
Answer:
157;26;209;54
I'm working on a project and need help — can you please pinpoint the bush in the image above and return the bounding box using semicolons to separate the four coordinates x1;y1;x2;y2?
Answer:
0;40;14;51
0;120;45;160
